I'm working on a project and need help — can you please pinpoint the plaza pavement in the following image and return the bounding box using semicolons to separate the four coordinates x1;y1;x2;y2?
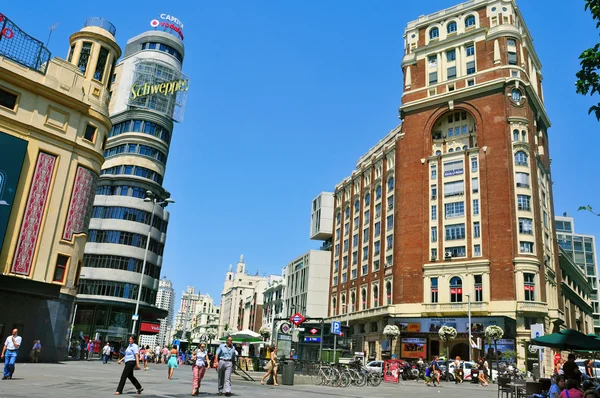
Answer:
0;359;498;398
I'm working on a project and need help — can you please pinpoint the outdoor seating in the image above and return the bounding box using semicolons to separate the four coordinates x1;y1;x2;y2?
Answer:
498;376;512;398
525;381;544;398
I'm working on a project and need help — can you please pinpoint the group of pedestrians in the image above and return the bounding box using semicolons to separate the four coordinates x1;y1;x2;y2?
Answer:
549;353;600;398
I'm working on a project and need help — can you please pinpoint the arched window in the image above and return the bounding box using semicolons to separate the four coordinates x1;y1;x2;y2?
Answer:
511;89;522;102
521;130;527;142
375;185;382;200
462;145;468;151
373;285;379;307
388;177;395;191
447;21;457;34
361;288;367;310
455;147;462;152
515;151;528;166
351;291;356;312
465;15;476;28
341;294;346;313
332;297;337;316
450;277;463;302
386;281;392;305
429;27;439;40
435;150;442;156
354;200;360;213
345;206;350;219
449;148;454;153
513;129;520;141
365;193;371;206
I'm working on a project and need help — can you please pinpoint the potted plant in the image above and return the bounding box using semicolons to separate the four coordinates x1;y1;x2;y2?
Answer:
438;326;457;375
485;325;504;381
383;325;401;358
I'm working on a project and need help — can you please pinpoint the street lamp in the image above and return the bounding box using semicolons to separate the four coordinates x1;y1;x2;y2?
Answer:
131;190;174;335
466;293;472;362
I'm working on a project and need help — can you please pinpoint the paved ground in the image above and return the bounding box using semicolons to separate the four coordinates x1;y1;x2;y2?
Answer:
0;360;498;397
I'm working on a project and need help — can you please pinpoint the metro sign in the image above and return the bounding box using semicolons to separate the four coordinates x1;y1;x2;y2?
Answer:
290;312;306;326
309;328;319;335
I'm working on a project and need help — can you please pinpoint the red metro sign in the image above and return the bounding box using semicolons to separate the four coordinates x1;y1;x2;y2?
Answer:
290;312;306;326
309;328;319;335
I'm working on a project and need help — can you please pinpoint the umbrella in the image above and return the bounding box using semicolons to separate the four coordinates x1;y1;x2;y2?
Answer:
531;329;600;351
219;329;263;343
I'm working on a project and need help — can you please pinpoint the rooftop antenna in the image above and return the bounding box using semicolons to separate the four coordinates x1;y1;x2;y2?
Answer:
46;22;60;48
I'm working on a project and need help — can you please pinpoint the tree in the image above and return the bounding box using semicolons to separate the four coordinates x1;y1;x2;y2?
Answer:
206;328;217;346
383;325;401;357
575;0;600;120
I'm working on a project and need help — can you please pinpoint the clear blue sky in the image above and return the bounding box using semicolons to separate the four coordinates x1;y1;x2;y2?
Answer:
4;1;600;307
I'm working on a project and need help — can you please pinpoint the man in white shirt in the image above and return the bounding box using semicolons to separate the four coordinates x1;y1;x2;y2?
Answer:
155;345;161;364
1;329;22;380
102;342;111;364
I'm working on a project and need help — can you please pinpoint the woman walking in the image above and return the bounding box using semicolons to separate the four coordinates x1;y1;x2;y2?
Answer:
167;346;179;380
114;335;143;395
143;345;151;371
191;343;208;396
260;347;279;386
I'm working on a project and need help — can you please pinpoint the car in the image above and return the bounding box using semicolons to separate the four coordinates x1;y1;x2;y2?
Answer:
448;360;498;382
575;359;600;379
366;360;383;373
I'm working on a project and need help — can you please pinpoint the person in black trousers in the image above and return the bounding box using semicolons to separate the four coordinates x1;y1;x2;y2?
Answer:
114;335;143;395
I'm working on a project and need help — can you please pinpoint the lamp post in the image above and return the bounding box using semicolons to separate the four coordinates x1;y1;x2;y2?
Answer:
466;293;472;361
131;190;174;335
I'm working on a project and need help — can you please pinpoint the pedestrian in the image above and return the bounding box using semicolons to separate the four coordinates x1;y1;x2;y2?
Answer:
1;329;22;380
143;345;150;371
191;343;208;396
114;335;143;395
478;357;489;387
86;340;93;360
561;379;584;398
103;342;111;364
162;346;169;364
454;356;463;384
550;375;566;398
260;346;279;386
431;356;441;386
155;344;161;364
30;340;41;363
213;336;238;397
167;346;179;379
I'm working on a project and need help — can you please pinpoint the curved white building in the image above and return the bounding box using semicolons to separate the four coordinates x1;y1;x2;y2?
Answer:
75;25;188;346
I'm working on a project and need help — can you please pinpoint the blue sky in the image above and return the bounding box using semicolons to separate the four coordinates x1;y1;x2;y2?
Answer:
4;1;600;307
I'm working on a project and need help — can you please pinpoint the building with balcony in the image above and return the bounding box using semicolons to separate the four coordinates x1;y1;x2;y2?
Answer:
555;215;599;333
0;15;120;361
327;0;563;371
75;22;189;345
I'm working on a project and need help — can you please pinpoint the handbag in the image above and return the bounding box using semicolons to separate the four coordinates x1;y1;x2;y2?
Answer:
264;361;273;371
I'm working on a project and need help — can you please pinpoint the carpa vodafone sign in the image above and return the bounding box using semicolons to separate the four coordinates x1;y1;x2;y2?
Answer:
150;14;184;40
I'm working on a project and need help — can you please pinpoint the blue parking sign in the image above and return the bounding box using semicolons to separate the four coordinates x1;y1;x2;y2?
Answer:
331;321;341;335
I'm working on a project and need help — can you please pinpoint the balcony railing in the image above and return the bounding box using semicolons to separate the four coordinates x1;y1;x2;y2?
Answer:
517;301;548;313
0;13;52;74
423;302;489;314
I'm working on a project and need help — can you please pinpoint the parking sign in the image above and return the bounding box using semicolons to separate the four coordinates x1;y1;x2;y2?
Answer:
331;321;341;335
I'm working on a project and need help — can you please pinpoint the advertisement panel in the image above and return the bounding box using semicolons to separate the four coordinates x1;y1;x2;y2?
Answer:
140;322;161;333
401;338;427;359
392;316;512;335
484;339;515;360
383;359;402;383
0;132;27;252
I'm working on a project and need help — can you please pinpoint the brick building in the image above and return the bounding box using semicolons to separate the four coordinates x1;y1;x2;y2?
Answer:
328;0;564;371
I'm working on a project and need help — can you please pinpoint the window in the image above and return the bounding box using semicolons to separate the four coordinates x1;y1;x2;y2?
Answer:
365;193;371;206
465;15;476;28
447;21;457;34
386;282;392;305
386;215;394;230
335;228;340;241
472;178;479;193
429;72;438;85
447;66;457;79
513;129;520;141
375;203;382;218
374;259;380;272
386;235;393;250
363;228;369;243
508;52;517;65
431;205;437;220
432;184;437;199
332;297;337;316
517;195;531;211
334;260;339;273
431;164;437;180
519;218;533;235
467;78;475;87
354;200;360;213
428;55;438;67
508;39;517;65
375;222;381;237
361;288;367;310
450;276;463;302
522;131;527;142
353;234;359;247
94;47;109;81
67;44;75;63
524;273;535;301
446;223;466;240
516;172;530;188
345;206;350;219
443;160;463;177
53;254;69;282
344;222;349;236
444;180;464;197
388;177;394;191
342;273;347;283
431;278;439;303
336;212;341;225
445;201;465;218
354;217;359;230
473;199;479;215
447;246;466;257
387;195;394;210
376;185;382;200
78;42;92;74
352;251;358;265
474;222;480;238
343;239;348;253
520;241;534;253
429;27;439;39
373;285;379;307
515;151;528;166
511;89;522;102
0;87;18;110
374;241;380;256
471;157;478;172
474;275;483;301
474;244;481;257
466;44;475;57
363;246;369;260
84;124;97;142
466;61;476;75
431;248;438;260
447;49;456;62
431;227;438;242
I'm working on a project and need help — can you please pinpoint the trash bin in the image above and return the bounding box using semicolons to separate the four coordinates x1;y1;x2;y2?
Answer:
532;363;540;381
282;360;295;386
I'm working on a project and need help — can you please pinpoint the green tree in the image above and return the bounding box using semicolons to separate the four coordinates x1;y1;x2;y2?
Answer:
576;0;600;120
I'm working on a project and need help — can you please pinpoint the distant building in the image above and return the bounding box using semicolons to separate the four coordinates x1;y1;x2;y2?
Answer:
156;278;175;346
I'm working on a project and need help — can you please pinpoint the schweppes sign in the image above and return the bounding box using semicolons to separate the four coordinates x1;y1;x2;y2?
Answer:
130;79;189;100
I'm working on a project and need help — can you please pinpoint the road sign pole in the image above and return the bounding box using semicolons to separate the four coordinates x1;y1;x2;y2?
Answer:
333;334;337;364
319;319;324;361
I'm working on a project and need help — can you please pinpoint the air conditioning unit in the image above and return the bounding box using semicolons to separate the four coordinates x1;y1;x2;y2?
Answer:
445;251;453;259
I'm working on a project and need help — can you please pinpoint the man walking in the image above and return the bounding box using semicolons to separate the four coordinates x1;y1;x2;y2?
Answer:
102;342;111;364
1;328;22;380
213;337;237;397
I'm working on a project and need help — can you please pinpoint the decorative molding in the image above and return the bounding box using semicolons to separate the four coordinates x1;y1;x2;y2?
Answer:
63;166;98;241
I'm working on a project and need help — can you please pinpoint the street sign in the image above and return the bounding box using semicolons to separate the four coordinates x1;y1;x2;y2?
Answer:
290;312;306;326
132;314;139;320
309;328;319;335
280;322;292;334
530;323;544;350
331;321;342;335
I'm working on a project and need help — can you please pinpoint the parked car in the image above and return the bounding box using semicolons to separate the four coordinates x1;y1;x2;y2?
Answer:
576;359;600;380
448;361;498;382
366;360;383;373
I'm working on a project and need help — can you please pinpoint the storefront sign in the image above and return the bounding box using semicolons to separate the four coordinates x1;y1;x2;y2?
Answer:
150;14;184;40
0;132;27;252
130;79;189;101
392;316;511;335
401;338;427;359
383;360;402;383
140;322;161;333
304;337;321;343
